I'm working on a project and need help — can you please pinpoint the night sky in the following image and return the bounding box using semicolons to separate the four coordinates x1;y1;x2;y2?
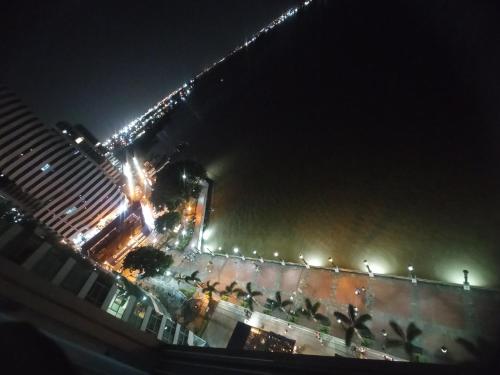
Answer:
1;0;299;140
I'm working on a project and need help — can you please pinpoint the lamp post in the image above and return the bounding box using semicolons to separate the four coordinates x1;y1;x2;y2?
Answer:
299;254;310;269
328;256;340;272
408;264;417;284
363;259;374;277
463;269;470;291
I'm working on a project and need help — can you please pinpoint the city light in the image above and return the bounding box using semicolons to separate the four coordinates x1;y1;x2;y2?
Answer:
123;162;135;198
140;203;155;231
132;156;148;187
202;228;211;240
101;1;313;152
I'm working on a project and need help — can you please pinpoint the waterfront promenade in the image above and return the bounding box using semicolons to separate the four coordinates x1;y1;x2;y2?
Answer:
169;249;500;363
160;179;500;362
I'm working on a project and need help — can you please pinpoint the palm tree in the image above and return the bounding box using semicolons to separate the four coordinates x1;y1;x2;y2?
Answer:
455;337;497;363
237;282;262;311
266;291;293;313
174;273;186;285
301;298;330;326
386;321;422;361
334;304;372;346
185;270;201;286
202;280;220;301
220;281;243;297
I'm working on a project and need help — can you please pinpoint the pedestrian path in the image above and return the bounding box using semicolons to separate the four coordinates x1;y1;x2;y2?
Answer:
168;250;500;363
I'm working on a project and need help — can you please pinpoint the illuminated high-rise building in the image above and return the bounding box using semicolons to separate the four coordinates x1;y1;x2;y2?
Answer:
0;86;126;246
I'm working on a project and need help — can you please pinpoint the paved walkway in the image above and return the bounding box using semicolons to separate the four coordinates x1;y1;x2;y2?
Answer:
168;250;500;363
203;300;400;360
160;180;500;362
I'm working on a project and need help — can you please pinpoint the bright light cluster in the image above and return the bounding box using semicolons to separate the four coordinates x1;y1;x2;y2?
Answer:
102;1;312;152
5;206;25;224
123;162;135;198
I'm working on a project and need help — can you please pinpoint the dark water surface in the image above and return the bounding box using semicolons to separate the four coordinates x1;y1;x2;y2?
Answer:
141;1;500;287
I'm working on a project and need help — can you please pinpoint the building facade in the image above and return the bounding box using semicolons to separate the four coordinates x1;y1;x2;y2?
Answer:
0;86;126;246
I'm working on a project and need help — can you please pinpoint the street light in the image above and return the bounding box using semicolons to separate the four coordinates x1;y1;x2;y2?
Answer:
252;250;257;255
233;247;239;254
328;256;340;272
363;259;374;277
440;346;448;354
408;264;417;284
463;269;470;291
299;253;310;268
273;251;279;258
182;173;187;180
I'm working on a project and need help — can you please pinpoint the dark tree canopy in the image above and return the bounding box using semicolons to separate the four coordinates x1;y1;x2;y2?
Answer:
151;160;207;208
123;246;173;278
155;211;181;233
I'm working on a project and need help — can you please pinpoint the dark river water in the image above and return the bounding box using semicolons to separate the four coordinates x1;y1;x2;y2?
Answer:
138;1;500;288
